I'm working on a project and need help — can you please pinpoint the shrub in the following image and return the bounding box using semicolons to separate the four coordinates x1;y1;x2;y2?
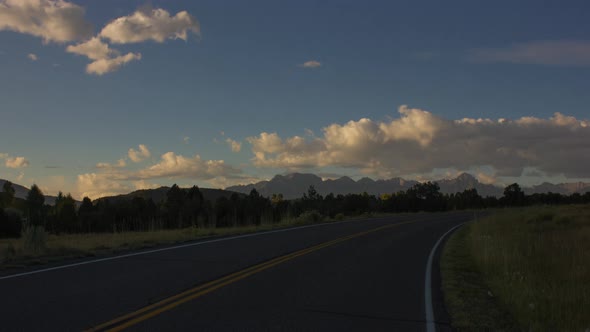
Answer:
296;210;323;223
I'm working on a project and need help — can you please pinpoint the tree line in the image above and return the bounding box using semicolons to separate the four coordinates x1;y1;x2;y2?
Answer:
1;180;590;238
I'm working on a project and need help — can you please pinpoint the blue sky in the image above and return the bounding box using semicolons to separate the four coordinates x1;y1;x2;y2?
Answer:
1;0;590;199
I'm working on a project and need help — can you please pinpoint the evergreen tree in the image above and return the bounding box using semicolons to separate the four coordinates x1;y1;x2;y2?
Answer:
26;184;45;226
503;183;525;206
78;197;94;232
1;181;15;208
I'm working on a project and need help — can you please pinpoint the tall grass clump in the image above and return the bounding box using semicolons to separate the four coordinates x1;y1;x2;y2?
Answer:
468;205;590;331
21;225;47;255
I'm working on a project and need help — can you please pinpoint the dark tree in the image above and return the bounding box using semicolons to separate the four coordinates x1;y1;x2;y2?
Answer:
1;181;16;208
185;186;204;226
503;183;525;206
26;184;45;226
454;188;483;210
78;197;95;232
166;184;185;228
48;192;77;233
406;182;445;211
302;185;323;211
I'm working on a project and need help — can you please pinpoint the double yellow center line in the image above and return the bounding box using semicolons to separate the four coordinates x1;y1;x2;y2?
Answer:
86;220;416;331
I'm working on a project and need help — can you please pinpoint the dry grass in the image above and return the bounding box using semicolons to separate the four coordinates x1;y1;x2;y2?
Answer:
0;221;302;267
441;225;518;331
0;212;379;268
1;210;427;268
444;204;590;331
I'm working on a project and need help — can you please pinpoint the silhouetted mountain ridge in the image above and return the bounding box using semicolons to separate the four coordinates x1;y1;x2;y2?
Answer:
2;175;590;205
94;186;245;204
226;173;590;199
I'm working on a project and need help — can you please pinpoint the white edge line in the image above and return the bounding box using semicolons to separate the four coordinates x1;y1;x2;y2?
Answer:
0;217;388;281
425;222;465;332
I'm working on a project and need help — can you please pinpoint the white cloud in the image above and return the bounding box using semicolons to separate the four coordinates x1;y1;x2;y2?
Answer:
133;180;158;190
135;152;241;180
5;156;29;168
183;136;190;144
247;132;285;154
66;36;141;75
100;7;199;44
40;175;67;196
247;105;590;179
128;144;151;162
476;172;497;185
77;173;131;199
96;158;126;169
207;175;263;189
2;2;199;75
66;6;200;75
0;0;93;43
66;37;113;60
226;138;242;152
27;53;38;61
470;40;590;67
85;52;141;75
78;150;244;199
300;60;321;68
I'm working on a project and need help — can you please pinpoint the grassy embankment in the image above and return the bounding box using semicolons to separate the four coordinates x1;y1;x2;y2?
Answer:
0;211;386;268
442;205;590;331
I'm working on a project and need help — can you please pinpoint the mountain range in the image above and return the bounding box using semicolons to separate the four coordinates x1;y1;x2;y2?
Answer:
226;173;590;199
94;187;243;204
2;173;590;205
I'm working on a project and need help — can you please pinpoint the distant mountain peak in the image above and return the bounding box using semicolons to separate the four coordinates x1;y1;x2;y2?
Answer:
456;172;477;181
335;176;355;183
358;177;375;184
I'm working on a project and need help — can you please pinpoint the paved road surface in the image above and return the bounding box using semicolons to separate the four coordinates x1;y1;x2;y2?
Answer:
1;211;476;331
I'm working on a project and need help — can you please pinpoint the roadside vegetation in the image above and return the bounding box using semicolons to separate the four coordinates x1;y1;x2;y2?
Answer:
442;204;590;331
2;178;590;268
0;215;338;267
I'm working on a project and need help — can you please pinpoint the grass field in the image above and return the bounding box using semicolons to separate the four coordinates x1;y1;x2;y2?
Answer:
0;220;310;267
442;205;590;331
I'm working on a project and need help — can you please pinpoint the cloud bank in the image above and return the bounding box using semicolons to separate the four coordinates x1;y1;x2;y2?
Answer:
247;105;590;179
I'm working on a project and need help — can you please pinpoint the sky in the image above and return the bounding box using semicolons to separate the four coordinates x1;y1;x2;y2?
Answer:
1;0;590;200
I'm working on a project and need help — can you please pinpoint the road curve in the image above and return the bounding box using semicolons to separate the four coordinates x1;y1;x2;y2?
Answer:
1;211;475;331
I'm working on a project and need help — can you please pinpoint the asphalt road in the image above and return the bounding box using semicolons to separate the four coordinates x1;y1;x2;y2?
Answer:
0;211;476;331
